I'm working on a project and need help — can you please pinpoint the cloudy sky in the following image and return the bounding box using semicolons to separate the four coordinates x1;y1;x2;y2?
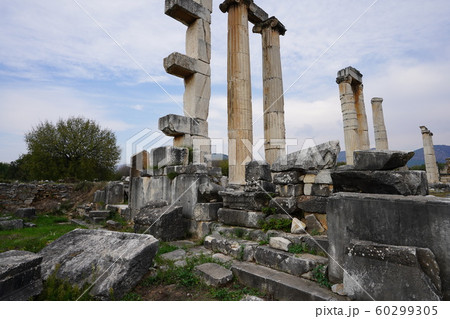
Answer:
1;0;449;164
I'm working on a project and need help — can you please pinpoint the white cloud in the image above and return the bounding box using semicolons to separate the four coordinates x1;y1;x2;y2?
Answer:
130;104;144;111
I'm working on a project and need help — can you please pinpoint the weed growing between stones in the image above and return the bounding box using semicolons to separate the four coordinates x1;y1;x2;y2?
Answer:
258;218;292;232
288;243;327;257
167;172;179;180
312;265;331;289
35;265;95;301
261;207;276;215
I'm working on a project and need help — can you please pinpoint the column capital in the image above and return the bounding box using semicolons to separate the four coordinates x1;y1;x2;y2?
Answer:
420;126;433;136
371;97;383;103
336;66;363;84
252;17;286;36
219;0;252;13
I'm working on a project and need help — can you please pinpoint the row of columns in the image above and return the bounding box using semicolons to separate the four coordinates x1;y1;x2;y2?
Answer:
221;0;287;185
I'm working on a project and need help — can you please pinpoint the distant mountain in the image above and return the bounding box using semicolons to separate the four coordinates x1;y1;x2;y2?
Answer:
337;145;450;167
210;153;228;161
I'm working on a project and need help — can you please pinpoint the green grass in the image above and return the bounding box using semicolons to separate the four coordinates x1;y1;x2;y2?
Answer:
312;265;331;288
258;218;292;232
288;242;327;257
0;215;82;253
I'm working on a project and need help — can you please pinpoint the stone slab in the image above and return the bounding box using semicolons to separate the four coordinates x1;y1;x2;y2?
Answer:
327;192;450;300
14;207;36;219
277;184;304;197
272;140;340;172
150;146;189;169
220;190;271;211
194;263;233;286
255;246;327;277
163;52;210;78
269;237;292;252
353;150;415;171
270;197;299;215
0;250;43;301
193;203;222;221
134;204;187;241
331;170;428;196
273;171;301;185
297;196;328;214
218;208;265;228
0;219;23;231
244;180;276;193
160;249;187;262
231;261;347;301
344;241;441;300
39;229;159;300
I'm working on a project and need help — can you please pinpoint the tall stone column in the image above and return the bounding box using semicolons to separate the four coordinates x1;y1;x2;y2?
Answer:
371;97;389;150
220;0;254;185
336;67;370;164
253;17;287;165
446;158;450;175
420;126;440;184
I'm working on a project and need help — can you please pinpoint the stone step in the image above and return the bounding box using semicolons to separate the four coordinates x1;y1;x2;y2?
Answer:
204;233;259;262
194;263;233;286
213;224;328;256
231;261;347;301
254;246;327;277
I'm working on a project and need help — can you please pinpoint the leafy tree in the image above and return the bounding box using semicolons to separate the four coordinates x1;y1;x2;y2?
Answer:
25;117;121;181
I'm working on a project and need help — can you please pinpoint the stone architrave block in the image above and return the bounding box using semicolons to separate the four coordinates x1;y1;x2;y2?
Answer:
0;250;43;301
193;203;223;221
269;237;292;252
343;241;442;301
245;180;276;193
150;146;189;169
336;66;363;84
272;141;340;172
194;263;233;286
327;193;450;300
14;207;36;219
353;150;415;171
331;170;428;196
217;208;265;228
159;114;208;137
245;161;272;182
39;229;159;300
311;184;333;197
134;204;187;241
220;191;271;211
219;0;269;24
165;0;211;26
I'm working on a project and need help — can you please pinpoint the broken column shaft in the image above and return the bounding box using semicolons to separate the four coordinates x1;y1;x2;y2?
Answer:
253;17;287;165
336;67;370;165
371;97;389;150
420;126;440;184
221;0;254;185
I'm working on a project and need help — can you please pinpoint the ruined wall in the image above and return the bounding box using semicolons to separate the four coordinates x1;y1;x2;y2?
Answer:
0;183;74;214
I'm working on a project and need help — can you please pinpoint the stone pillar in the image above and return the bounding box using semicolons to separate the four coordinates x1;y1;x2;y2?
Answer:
336;67;370;164
253;17;287;165
446;158;450;175
420;126;440;184
162;0;212;163
220;0;254;185
371;97;389;150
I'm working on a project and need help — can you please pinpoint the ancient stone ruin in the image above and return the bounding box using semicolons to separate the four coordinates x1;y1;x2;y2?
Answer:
420;125;440;184
1;0;449;302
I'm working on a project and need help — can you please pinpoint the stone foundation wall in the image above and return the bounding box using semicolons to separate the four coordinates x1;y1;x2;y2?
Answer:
0;183;74;214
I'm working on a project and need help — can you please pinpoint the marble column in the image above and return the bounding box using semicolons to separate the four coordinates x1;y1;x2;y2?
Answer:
220;0;253;185
253;17;287;165
371;97;389;150
420;126;440;184
336;67;370;164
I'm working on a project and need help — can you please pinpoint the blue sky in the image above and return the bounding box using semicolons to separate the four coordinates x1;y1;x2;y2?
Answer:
1;0;449;164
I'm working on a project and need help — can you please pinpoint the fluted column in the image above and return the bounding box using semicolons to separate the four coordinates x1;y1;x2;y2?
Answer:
420;126;440;184
221;0;253;185
371;97;389;150
253;17;286;165
336;67;370;164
